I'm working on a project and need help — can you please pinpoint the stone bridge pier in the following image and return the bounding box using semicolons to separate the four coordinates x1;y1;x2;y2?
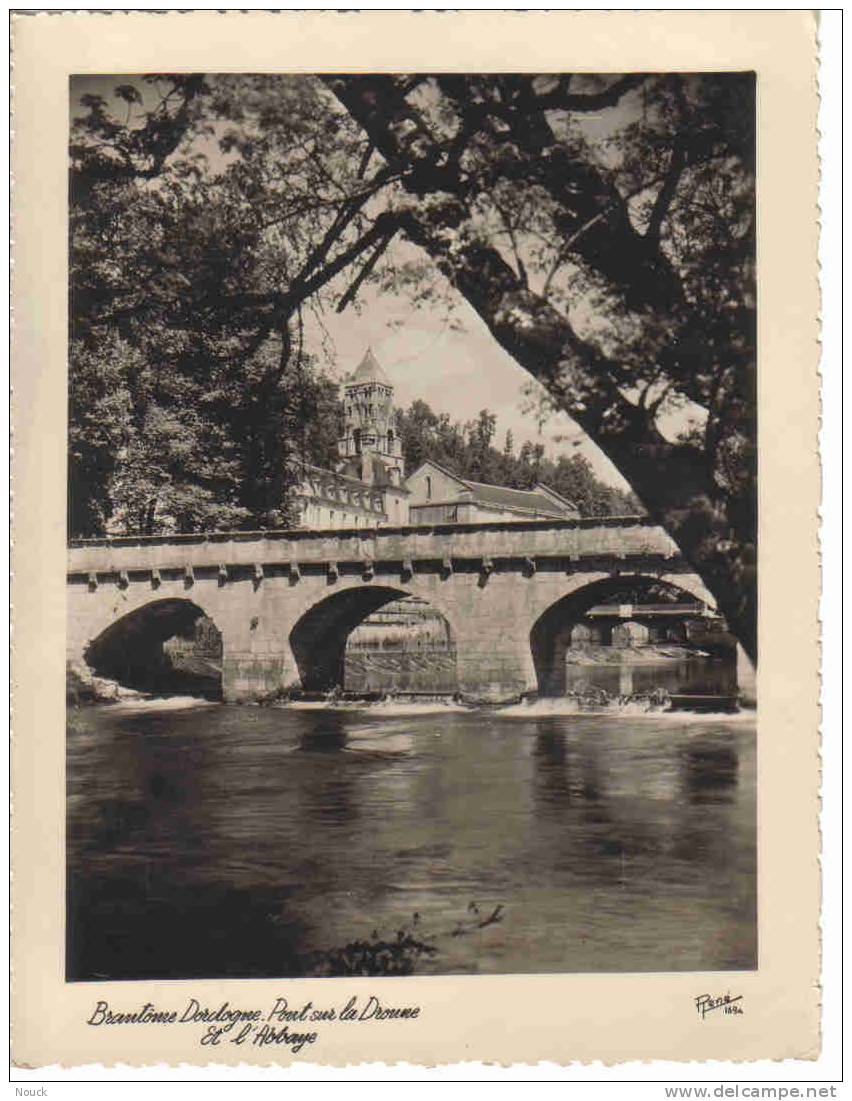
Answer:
67;518;717;703
224;571;543;703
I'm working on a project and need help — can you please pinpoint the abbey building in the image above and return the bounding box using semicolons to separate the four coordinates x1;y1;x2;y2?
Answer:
293;349;579;530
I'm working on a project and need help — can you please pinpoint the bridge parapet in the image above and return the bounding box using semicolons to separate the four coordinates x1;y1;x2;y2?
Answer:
68;516;680;577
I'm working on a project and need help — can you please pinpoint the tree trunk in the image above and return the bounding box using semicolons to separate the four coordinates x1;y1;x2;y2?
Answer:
401;212;757;662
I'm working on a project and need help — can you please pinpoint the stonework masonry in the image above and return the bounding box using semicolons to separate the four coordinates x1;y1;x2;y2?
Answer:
67;517;714;704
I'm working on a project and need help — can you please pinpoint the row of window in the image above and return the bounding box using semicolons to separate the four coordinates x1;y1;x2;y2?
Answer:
301;503;381;529
304;481;383;511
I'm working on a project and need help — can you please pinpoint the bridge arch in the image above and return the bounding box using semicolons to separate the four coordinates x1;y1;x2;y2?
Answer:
529;573;717;697
288;585;457;693
84;597;223;697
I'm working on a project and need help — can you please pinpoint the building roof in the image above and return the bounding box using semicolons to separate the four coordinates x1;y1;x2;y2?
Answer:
462;479;574;517
348;348;392;388
407;459;577;518
295;462;381;493
533;482;578;511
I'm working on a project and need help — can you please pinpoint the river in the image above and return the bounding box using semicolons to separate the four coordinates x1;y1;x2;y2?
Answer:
67;699;756;981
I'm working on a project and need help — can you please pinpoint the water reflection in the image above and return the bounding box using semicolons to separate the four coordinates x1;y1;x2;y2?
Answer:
681;736;740;803
67;703;756;980
565;655;737;698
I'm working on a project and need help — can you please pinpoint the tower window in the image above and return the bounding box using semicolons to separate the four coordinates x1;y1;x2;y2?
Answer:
353;428;362;454
387;429;394;451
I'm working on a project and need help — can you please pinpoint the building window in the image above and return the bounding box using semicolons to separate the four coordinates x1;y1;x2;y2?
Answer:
426;475;432;499
387;429;394;451
329;510;334;525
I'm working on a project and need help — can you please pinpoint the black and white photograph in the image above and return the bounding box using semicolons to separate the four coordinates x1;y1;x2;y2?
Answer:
64;69;759;985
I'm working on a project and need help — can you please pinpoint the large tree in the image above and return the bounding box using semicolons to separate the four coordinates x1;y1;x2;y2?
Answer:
70;76;361;534
69;73;757;660
322;74;757;660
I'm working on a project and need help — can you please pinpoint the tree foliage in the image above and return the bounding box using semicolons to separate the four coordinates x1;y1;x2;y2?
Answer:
70;76;350;535
396;400;639;516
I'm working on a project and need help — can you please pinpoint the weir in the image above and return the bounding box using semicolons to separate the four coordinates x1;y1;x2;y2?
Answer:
67;516;728;704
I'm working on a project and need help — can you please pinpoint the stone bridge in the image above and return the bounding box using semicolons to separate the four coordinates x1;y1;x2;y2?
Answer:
67;516;716;702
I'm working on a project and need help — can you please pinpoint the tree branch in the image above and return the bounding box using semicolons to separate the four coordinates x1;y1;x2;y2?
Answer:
646;136;689;246
325;75;684;312
492;199;529;288
336;227;399;313
532;74;648;113
322;76;467;197
292;214;400;304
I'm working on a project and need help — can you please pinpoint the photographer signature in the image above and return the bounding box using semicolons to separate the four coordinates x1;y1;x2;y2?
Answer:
695;993;744;1019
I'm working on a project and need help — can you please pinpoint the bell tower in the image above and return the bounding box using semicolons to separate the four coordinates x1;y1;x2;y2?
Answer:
338;348;405;486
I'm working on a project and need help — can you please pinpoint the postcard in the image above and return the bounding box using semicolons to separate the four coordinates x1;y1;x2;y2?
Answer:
11;9;820;1068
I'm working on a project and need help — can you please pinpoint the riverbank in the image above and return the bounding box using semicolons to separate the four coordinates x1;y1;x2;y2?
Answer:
66;664;148;705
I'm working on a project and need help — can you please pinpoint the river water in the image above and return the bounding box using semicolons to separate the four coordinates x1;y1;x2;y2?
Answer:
67;699;756;981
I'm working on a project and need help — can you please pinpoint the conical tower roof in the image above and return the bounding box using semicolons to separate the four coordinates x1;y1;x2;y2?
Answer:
348;347;392;388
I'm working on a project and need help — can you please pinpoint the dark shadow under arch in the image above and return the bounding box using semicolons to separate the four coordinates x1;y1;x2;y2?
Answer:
85;598;222;698
530;576;722;697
